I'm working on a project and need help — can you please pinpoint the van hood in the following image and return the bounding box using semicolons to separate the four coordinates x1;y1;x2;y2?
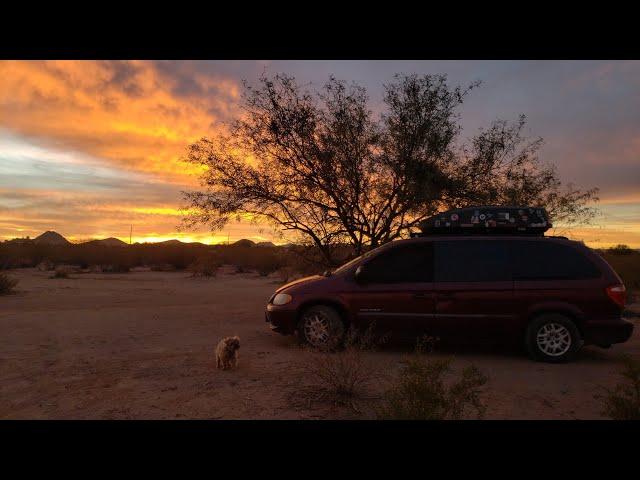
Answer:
275;275;325;293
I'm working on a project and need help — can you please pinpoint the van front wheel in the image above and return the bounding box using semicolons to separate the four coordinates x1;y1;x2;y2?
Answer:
525;314;582;363
297;305;345;350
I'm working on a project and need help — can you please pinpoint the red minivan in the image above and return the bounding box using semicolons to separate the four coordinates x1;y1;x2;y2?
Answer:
265;235;632;362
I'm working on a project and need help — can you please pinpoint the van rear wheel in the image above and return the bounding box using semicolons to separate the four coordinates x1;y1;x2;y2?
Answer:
525;314;582;363
297;305;345;350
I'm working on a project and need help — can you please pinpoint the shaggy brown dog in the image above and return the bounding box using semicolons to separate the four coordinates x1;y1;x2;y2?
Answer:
215;336;240;370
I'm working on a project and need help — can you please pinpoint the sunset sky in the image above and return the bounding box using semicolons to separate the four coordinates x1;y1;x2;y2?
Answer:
1;60;639;247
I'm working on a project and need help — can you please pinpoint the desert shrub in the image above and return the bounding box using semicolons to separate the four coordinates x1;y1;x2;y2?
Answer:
608;244;636;256
101;264;130;273
218;245;286;276
600;355;640;420
254;254;285;276
303;326;379;403
51;266;71;278
602;252;640;291
377;346;488;420
150;263;176;272
275;266;302;283
234;264;248;274
282;247;327;276
0;272;18;294
188;254;222;277
37;259;55;271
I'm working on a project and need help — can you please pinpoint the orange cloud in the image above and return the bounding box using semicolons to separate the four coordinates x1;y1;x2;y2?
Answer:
0;60;237;183
1;61;638;249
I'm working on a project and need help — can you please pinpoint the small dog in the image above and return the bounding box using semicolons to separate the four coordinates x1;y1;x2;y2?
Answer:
215;336;240;370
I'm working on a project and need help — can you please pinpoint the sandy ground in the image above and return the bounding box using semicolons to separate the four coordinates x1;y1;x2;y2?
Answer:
1;268;639;420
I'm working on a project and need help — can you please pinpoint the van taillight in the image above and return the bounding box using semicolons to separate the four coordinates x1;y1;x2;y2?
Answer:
606;284;626;308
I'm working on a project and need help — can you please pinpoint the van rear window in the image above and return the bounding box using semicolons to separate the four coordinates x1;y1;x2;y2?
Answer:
510;241;600;280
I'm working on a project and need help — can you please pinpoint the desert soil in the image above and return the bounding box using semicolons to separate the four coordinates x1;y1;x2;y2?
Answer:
1;268;639;420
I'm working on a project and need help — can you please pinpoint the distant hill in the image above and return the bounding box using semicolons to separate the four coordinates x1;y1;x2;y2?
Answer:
232;239;256;247
34;231;70;245
156;239;183;245
83;237;128;247
25;232;276;248
256;241;276;248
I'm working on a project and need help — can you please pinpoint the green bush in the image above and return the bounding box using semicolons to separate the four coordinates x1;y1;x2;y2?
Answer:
0;272;18;295
377;353;487;420
601;355;640;420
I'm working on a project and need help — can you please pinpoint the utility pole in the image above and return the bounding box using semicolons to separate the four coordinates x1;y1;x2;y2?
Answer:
129;225;133;245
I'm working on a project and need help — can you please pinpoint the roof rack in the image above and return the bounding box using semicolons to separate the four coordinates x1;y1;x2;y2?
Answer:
413;206;552;237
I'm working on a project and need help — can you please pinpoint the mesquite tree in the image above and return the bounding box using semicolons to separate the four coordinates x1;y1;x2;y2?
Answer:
182;73;598;265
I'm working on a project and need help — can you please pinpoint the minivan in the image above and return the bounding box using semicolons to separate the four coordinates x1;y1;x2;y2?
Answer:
265;234;632;362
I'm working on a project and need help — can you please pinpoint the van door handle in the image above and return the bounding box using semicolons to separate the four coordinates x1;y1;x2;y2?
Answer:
413;293;429;299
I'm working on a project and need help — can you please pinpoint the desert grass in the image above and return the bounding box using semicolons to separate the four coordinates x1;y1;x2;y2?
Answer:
602;251;640;291
599;354;640;420
0;272;18;295
377;336;488;420
296;326;382;414
51;268;69;279
188;254;222;278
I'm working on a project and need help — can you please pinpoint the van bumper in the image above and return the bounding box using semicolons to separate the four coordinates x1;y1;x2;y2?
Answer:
265;304;297;335
583;319;634;346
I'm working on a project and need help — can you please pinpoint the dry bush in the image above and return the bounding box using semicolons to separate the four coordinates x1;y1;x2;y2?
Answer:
150;263;176;272
188;254;222;278
51;266;70;279
219;246;286;276
607;244;636;256
275;266;294;283
101;264;130;273
0;272;18;295
275;266;304;283
87;264;129;273
377;341;488;420
301;326;381;411
254;255;284;276
600;355;640;420
601;252;640;291
37;259;55;271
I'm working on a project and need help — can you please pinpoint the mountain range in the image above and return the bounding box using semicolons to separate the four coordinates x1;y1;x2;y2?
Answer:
27;231;271;247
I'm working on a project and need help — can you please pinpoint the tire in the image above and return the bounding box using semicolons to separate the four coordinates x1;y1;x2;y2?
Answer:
297;305;345;350
525;313;582;363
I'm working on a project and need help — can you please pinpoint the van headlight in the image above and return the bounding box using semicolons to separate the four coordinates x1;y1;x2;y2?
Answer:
272;293;292;305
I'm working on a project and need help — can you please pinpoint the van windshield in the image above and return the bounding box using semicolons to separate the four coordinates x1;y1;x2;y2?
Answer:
331;250;375;275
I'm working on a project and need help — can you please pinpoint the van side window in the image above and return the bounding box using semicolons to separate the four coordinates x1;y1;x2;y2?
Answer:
511;241;600;280
434;240;510;282
364;244;433;283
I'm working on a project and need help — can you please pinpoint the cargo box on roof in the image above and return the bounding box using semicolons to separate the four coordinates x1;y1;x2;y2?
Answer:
415;206;551;236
